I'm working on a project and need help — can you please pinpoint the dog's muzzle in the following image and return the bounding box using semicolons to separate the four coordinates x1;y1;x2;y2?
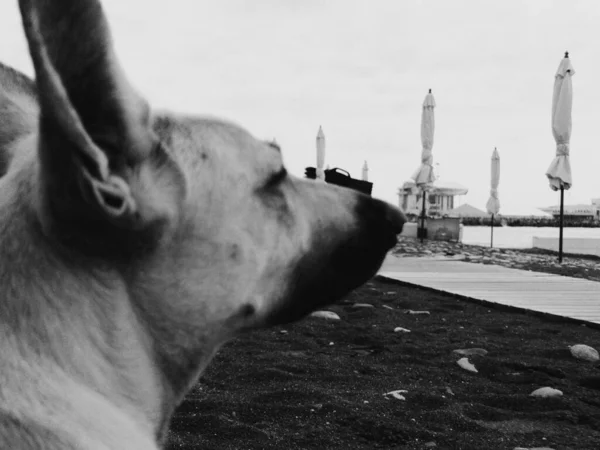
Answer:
354;195;406;250
265;195;406;325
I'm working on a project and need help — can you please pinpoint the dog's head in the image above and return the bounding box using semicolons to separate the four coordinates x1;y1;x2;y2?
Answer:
14;0;404;406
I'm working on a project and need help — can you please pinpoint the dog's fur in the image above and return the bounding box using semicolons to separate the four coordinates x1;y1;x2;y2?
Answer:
0;1;406;448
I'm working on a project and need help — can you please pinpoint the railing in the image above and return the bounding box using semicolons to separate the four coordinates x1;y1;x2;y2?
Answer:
460;216;600;228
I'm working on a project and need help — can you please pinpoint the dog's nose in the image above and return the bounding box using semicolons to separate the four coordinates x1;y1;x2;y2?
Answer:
356;197;406;245
384;203;407;235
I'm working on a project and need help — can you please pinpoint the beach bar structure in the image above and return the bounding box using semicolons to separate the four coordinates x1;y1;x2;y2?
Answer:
397;179;468;242
398;179;468;217
540;199;600;221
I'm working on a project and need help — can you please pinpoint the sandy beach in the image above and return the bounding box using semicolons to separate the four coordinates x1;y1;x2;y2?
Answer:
167;276;600;450
166;238;600;450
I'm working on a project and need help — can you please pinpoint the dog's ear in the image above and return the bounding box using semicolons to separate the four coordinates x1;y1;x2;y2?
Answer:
0;63;39;175
19;0;184;241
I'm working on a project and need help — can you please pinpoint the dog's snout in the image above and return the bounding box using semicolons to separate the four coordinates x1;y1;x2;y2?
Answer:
385;203;407;235
357;196;406;243
265;194;406;326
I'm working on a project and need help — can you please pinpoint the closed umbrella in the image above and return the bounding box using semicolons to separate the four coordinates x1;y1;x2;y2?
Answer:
411;89;436;242
362;160;369;181
485;148;500;247
545;52;575;263
316;126;326;181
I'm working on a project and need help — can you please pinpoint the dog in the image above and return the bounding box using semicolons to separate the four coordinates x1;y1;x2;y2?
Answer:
0;1;406;448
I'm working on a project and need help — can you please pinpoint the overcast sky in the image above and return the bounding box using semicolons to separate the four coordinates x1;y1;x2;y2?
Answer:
2;0;599;213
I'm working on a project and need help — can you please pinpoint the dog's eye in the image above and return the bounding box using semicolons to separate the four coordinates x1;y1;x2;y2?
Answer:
267;140;281;152
264;168;287;189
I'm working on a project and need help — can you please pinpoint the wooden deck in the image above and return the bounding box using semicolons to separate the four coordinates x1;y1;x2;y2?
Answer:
379;255;600;325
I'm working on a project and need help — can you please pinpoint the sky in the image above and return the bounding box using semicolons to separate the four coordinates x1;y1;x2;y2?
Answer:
1;0;599;213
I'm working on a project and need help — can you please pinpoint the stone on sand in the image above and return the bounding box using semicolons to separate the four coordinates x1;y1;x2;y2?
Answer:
352;303;374;309
529;387;563;398
457;357;478;373
453;348;488;357
309;311;341;320
394;327;411;333
569;344;599;362
384;390;408;401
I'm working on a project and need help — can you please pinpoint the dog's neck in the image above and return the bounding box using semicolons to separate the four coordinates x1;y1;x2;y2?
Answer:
0;166;182;444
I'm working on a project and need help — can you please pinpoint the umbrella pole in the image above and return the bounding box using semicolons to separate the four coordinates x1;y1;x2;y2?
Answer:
490;214;494;248
420;190;426;244
558;186;564;263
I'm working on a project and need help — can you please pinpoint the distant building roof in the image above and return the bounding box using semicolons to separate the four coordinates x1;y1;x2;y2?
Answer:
540;204;598;216
501;205;552;217
447;203;487;218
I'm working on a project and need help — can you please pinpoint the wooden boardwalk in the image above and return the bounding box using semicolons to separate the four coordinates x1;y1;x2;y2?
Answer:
379;255;600;325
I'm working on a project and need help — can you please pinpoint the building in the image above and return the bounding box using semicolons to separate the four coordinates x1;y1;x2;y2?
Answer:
540;200;600;221
500;205;552;218
398;179;468;217
446;203;487;218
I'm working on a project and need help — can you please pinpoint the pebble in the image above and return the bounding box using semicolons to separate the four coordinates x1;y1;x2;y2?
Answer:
569;344;599;362
514;448;555;450
384;390;408;401
352;303;375;309
309;311;341;320
394;327;411;333
453;348;488;357
529;387;563;398
457;357;478;373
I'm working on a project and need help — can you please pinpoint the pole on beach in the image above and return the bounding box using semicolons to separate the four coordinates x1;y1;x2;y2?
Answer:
558;187;564;263
420;189;426;243
490;214;494;248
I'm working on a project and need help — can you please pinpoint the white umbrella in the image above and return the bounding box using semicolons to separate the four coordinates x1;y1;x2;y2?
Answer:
411;89;436;242
412;89;436;186
362;160;369;181
545;51;575;263
316;126;326;181
485;147;500;247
